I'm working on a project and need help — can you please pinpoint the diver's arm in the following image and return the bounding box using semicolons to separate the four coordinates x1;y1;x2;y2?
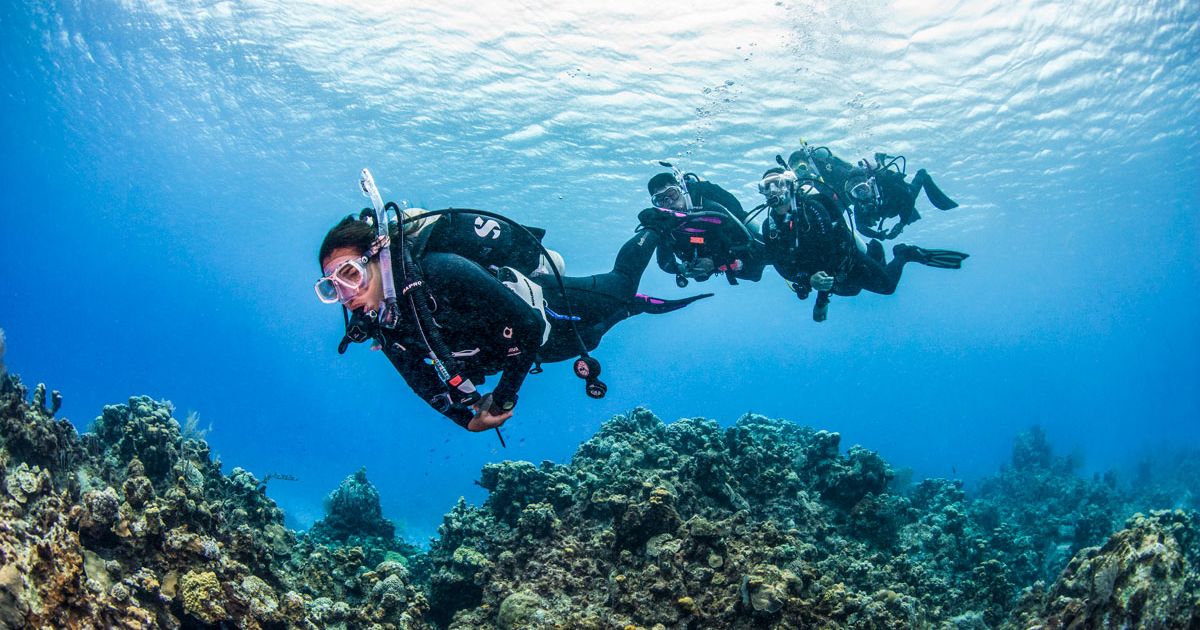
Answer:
655;240;681;274
425;253;544;412
485;296;542;411
381;347;476;428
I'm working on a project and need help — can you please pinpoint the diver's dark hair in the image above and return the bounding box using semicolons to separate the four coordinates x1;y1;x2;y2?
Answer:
318;214;377;266
647;172;679;195
761;167;785;179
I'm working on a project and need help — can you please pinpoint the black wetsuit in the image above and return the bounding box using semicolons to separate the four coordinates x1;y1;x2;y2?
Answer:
639;180;765;284
369;225;702;428
762;192;907;298
810;152;954;241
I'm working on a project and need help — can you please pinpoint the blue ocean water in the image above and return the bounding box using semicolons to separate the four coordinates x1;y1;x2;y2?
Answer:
1;0;1197;543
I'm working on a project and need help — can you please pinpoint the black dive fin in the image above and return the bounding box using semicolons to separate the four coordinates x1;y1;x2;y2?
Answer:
915;169;959;210
631;292;713;314
908;247;969;269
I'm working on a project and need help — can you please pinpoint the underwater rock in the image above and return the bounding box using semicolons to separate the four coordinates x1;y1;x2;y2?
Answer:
309;467;395;542
497;589;555;629
740;564;798;614
1006;509;1200;628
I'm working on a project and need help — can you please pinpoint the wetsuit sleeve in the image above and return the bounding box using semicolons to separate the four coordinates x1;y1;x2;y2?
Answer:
381;346;475;428
655;239;680;274
423;253;544;412
693;181;747;220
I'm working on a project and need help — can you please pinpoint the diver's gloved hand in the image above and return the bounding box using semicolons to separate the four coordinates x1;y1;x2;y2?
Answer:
810;271;835;292
638;206;684;232
886;223;905;239
467;393;513;432
685;257;715;279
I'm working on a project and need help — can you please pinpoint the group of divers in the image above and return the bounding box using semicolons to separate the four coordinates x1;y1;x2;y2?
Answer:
316;142;967;439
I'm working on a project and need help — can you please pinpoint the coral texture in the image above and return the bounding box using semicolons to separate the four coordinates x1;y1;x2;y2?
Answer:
0;372;430;629
423;408;1199;629
2;365;1196;629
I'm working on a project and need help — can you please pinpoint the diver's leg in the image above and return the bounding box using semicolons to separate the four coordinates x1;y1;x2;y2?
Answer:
910;169;959;210
845;251;903;296
610;229;661;290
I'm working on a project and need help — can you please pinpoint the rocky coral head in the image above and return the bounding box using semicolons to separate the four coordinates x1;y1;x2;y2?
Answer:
312;467;396;542
89;396;185;483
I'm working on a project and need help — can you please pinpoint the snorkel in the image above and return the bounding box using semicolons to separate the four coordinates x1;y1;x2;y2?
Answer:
657;160;694;211
772;154;801;219
359;170;401;328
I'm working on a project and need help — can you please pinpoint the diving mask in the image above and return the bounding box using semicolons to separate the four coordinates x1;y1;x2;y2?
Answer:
315;235;389;304
758;171;797;206
316;257;372;304
651;185;684;208
846;177;878;205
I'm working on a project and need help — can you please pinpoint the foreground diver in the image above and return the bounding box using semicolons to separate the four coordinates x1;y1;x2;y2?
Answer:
317;174;709;433
758;165;968;322
638;164;765;286
790;145;959;241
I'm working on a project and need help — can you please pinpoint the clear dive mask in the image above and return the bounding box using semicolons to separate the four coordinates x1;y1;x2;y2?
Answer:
758;171;797;206
315;235;389;304
846;176;878;205
651;185;684;208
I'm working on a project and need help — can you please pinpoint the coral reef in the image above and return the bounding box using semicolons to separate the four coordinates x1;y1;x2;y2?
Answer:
2;353;1196;629
0;372;430;629
423;409;1199;629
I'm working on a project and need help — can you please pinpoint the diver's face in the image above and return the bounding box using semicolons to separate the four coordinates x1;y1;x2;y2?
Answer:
321;246;383;313
651;185;687;211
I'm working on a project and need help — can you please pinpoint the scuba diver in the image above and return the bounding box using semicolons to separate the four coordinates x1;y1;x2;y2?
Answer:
638;163;765;287
316;171;711;434
789;145;959;241
757;162;969;322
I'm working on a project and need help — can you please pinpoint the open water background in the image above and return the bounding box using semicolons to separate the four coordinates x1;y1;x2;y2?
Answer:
1;0;1197;541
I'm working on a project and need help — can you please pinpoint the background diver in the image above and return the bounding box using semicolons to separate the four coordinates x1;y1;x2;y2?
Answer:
757;166;969;322
316;200;710;434
639;165;765;286
789;145;959;241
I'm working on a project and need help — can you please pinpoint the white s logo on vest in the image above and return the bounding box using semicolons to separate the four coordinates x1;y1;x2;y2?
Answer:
474;217;501;239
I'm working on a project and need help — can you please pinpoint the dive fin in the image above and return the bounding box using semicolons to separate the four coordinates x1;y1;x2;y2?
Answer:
631;292;713;314
896;244;969;269
915;169;959;210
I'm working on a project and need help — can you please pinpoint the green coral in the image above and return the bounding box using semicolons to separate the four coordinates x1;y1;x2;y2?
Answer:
180;570;226;623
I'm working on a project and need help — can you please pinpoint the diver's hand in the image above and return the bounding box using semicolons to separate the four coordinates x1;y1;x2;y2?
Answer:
810;271;834;291
887;223;905;239
689;258;715;277
467;393;513;432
